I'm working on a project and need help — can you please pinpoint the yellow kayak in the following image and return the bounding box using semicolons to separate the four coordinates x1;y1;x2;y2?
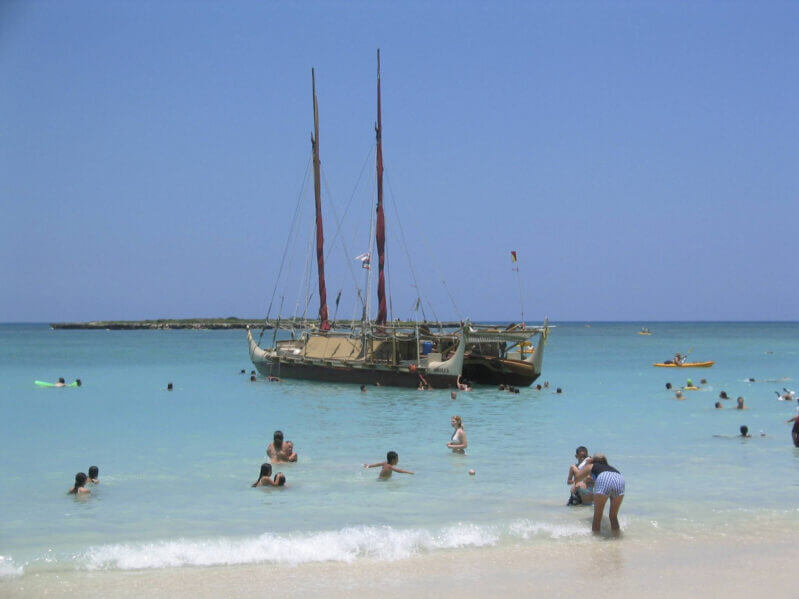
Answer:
653;361;714;368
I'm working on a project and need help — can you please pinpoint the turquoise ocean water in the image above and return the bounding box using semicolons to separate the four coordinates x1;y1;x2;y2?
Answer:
1;322;797;578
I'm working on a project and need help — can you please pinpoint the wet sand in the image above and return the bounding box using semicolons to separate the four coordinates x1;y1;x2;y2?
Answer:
2;531;794;598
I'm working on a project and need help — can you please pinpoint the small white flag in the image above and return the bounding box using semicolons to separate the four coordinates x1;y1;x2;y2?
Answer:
355;252;371;269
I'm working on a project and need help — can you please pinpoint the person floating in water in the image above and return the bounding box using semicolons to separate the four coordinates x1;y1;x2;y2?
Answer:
68;472;90;495
364;451;414;479
740;425;752;438
87;466;99;484
55;377;66;387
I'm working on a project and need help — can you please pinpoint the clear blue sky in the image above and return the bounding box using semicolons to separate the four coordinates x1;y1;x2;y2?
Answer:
2;1;797;322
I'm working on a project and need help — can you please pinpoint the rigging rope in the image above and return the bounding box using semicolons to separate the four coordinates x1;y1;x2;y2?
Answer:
259;157;312;343
385;173;462;322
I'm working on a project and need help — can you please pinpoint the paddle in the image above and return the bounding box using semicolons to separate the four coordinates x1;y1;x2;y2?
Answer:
671;347;693;365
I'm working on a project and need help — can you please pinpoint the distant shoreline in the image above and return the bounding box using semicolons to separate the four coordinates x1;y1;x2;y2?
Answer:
49;318;465;330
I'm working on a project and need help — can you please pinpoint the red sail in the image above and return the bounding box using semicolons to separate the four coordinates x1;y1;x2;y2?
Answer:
375;50;387;326
311;69;330;331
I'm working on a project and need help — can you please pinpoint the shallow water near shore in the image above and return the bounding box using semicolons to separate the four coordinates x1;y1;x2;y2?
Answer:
1;322;798;582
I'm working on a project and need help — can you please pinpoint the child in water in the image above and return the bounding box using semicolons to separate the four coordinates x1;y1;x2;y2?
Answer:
68;472;90;495
252;463;286;487
364;451;414;479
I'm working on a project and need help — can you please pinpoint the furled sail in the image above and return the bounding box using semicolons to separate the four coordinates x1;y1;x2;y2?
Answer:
375;50;387;326
311;69;330;331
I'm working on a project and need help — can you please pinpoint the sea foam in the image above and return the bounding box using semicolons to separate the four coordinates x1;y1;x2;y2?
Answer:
0;556;23;578
81;519;604;571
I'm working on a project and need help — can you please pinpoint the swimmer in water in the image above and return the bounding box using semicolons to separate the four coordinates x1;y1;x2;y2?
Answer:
68;472;90;495
364;451;414;479
87;466;99;484
251;462;272;487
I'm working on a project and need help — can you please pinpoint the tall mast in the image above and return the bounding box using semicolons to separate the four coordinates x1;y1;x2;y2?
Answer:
375;49;387;326
311;68;330;331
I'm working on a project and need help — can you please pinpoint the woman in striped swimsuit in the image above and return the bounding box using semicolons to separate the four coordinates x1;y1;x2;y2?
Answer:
574;453;625;534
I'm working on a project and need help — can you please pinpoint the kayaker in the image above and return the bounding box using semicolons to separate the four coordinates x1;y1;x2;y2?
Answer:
674;353;684;366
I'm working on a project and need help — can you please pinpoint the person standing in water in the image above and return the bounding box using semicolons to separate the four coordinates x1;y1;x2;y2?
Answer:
267;430;297;463
573;454;625;534
446;416;467;453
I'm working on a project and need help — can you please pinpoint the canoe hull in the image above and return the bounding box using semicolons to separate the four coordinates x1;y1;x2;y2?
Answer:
653;361;714;368
461;354;541;387
253;358;457;389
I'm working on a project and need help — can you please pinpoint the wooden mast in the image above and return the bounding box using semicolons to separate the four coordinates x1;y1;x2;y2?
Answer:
375;49;387;326
311;68;330;331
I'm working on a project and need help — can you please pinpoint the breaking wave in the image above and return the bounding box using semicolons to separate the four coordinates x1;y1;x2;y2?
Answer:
83;520;587;571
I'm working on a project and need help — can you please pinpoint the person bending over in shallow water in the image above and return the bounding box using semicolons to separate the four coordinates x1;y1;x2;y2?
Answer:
566;446;593;506
786;398;799;447
364;451;414;479
68;472;90;495
446;416;467;453
267;430;297;463
573;454;625;534
87;466;99;484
